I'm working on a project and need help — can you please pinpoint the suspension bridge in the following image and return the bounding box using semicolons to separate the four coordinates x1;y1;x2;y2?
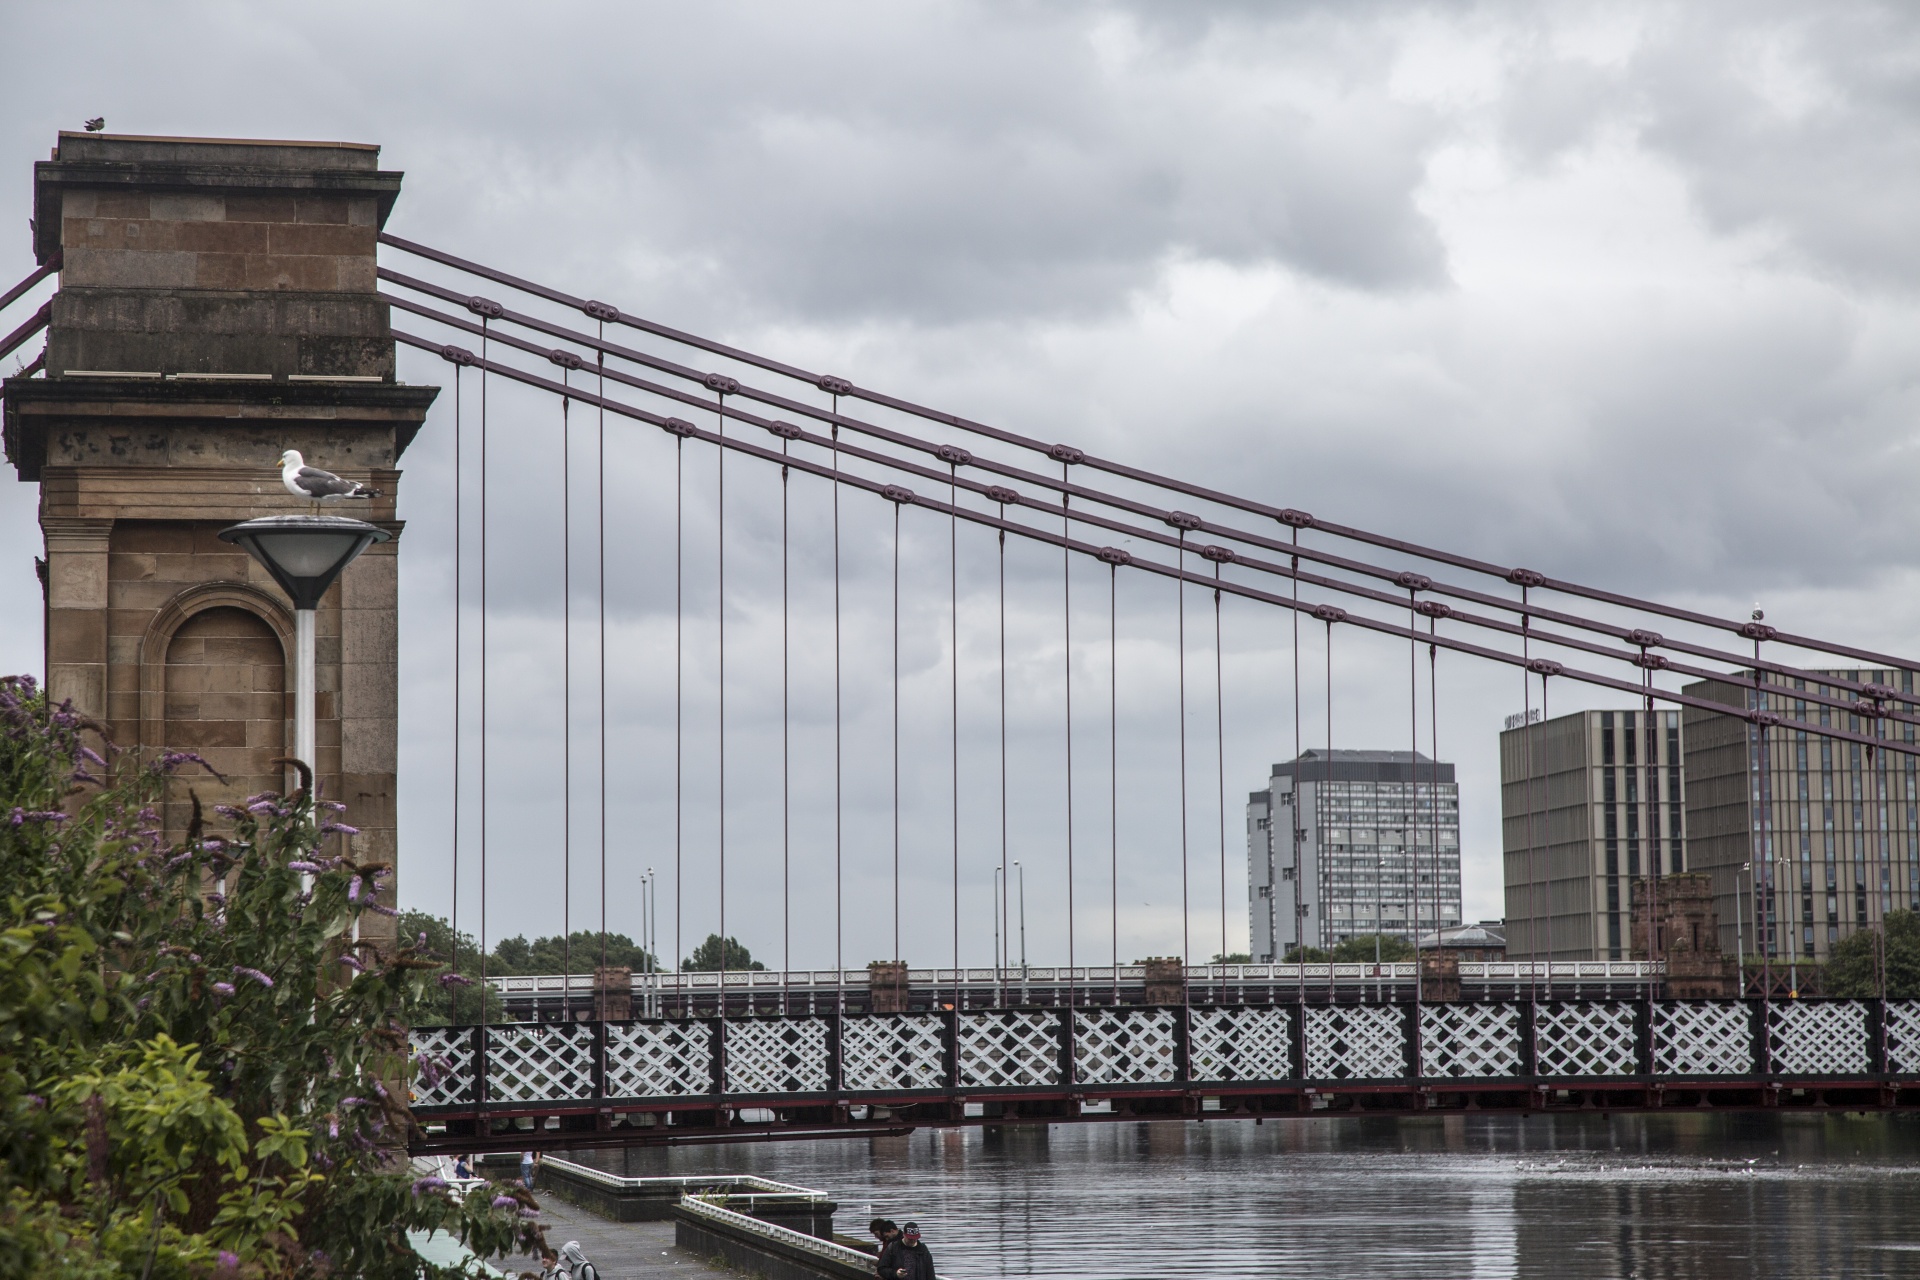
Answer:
5;133;1920;1155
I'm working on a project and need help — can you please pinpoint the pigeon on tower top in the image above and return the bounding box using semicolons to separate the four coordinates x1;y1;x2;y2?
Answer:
83;118;105;132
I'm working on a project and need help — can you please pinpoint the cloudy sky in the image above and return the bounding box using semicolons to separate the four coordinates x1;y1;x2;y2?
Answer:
3;1;1919;970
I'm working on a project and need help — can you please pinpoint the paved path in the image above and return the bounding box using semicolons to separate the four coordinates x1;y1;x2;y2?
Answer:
500;1197;732;1279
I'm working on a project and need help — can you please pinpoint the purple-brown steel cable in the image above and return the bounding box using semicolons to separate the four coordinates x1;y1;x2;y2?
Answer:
479;319;490;1046
1063;469;1076;1009
951;462;960;1011
832;405;844;1009
1521;590;1538;999
1293;531;1304;1003
394;328;1920;758
562;378;572;983
1177;533;1191;1003
384;282;1920;724
597;342;608;983
1111;562;1119;1004
1215;566;1228;970
893;501;901;964
1409;588;1422;1061
0;258;57;317
451;366;463;988
717;388;728;992
1324;617;1334;1000
377;233;1920;677
998;517;1009;1005
782;431;792;1002
675;433;684;981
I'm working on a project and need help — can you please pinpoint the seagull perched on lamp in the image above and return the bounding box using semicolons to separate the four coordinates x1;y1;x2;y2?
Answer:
280;450;381;511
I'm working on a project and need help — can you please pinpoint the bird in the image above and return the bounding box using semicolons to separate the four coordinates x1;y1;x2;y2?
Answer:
280;450;381;511
83;118;105;133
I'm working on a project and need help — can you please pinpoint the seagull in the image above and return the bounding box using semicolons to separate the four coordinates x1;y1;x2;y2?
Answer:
280;450;381;511
83;117;105;133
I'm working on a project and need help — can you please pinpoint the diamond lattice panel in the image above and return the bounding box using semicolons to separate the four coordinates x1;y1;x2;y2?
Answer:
842;1016;948;1091
1189;1008;1294;1082
1885;1002;1920;1075
959;1011;1062;1089
1770;1001;1869;1076
1074;1009;1177;1084
605;1022;713;1099
1420;1004;1522;1078
1653;1003;1752;1076
487;1024;593;1103
1535;1003;1638;1077
724;1019;831;1095
409;1027;474;1109
1304;1005;1406;1081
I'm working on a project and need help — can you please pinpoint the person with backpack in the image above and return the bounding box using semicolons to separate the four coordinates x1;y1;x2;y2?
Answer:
557;1240;599;1280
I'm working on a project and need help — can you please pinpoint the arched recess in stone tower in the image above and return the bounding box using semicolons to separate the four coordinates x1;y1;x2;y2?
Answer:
140;583;293;841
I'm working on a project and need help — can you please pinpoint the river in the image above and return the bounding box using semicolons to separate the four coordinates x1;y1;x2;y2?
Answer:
570;1113;1920;1278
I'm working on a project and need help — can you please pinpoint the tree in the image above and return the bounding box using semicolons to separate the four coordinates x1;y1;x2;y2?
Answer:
1211;952;1253;964
1282;944;1331;963
1823;910;1920;998
0;677;541;1276
394;910;501;1024
490;930;658;977
682;934;765;971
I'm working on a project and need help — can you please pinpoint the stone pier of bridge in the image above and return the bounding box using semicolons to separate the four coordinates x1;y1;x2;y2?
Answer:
2;132;433;939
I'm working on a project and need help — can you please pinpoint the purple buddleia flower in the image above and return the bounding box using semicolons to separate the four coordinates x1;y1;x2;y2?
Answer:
211;981;235;997
322;822;361;836
491;1195;518;1210
247;800;276;814
340;1096;366;1108
439;972;473;989
328;1115;339;1139
232;966;273;989
346;875;362;903
338;954;366;973
412;1176;448;1197
364;903;399;917
78;746;106;766
287;860;322;873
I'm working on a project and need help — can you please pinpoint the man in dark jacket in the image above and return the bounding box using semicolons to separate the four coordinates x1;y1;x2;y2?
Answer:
870;1218;901;1280
892;1221;935;1280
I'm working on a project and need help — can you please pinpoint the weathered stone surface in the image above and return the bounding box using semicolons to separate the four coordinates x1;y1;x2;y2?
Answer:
9;132;429;912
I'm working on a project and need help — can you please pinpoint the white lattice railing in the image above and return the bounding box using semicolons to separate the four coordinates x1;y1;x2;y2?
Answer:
407;998;1920;1109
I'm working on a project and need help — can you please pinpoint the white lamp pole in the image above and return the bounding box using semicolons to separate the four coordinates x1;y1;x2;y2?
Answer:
219;516;390;793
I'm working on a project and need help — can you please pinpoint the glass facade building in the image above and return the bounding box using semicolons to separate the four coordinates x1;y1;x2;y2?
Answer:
1501;709;1687;960
1246;749;1461;960
1683;669;1919;967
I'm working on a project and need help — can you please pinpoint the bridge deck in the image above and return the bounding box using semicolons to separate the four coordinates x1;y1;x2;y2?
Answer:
410;996;1920;1153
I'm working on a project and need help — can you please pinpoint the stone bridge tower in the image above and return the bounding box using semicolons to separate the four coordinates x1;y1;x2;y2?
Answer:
1;133;437;938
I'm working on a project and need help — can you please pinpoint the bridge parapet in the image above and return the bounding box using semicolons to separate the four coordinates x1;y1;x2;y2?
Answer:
409;997;1920;1154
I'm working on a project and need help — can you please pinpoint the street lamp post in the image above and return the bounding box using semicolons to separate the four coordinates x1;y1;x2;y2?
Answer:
218;516;391;788
1735;860;1751;995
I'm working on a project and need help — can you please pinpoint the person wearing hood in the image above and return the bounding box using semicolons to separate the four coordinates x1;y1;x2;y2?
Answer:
557;1240;599;1280
891;1221;935;1280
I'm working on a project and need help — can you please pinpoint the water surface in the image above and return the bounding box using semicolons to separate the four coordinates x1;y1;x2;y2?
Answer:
576;1113;1920;1278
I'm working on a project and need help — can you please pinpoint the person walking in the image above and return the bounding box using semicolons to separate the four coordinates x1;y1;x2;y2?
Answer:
520;1150;536;1190
893;1221;935;1280
870;1218;901;1280
557;1240;599;1280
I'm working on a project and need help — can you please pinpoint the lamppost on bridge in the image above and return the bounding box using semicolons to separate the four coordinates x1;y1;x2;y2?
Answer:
218;515;391;787
1734;860;1751;994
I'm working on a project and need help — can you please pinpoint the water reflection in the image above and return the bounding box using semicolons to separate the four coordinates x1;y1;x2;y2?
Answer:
574;1113;1920;1278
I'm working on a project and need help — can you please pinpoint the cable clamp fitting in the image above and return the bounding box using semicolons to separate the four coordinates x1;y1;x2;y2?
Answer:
1096;547;1132;567
882;484;915;505
583;300;621;322
766;421;805;441
1394;571;1431;591
935;444;972;466
465;295;505;319
662;417;699;438
704;372;740;395
1200;545;1236;564
984;486;1020;506
1526;658;1564;677
438;344;478;367
1506;568;1546;588
817;374;854;396
1310;604;1347;624
1276;509;1314;529
1415;600;1452;620
1164;511;1202;531
547;348;584;371
1048;443;1085;464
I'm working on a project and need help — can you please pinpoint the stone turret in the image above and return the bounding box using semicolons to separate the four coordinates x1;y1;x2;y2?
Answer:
1632;872;1735;998
2;133;436;941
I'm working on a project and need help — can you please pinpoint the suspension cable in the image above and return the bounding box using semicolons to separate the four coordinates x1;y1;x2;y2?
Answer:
597;344;608;986
451;364;462;991
893;499;902;964
1214;564;1228;975
1177;531;1190;1005
832;403;844;1010
1522;589;1538;1003
478;319;490;1043
951;462;961;1011
1063;470;1076;1011
1428;615;1442;1035
998;515;1009;1005
717;387;728;994
1110;561;1119;1004
1410;587;1422;1060
562;376;572;986
1292;529;1304;1004
675;431;684;989
782;425;792;1006
1324;616;1334;1003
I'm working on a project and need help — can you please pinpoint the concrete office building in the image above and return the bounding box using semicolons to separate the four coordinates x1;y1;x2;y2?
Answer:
1683;669;1919;967
1247;749;1461;961
1501;709;1687;960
